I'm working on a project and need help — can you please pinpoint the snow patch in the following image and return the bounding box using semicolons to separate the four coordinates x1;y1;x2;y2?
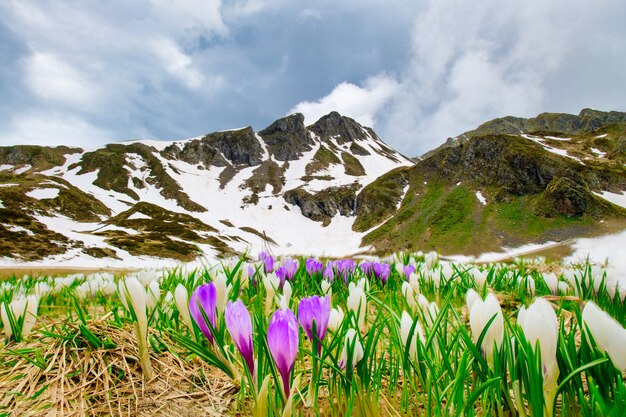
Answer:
4;224;34;236
520;134;583;163
26;188;60;200
13;165;32;174
128;212;151;220
566;228;626;274
594;191;626;209
0;164;12;171
544;136;571;141
0;183;18;188
475;191;486;205
595;134;608;138
590;148;606;157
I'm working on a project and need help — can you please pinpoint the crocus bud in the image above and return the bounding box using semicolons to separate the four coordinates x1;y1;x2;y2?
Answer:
518;298;559;414
468;293;503;362
146;280;160;311
347;284;367;332
328;306;345;332
400;311;425;361
298;295;330;354
175;284;193;331
339;328;364;369
267;308;299;397
582;301;626;371
225;300;255;376
189;283;217;344
213;273;229;315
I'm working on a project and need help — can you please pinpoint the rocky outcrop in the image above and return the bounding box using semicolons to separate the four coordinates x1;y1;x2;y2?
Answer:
259;113;315;161
309;111;369;144
283;185;359;225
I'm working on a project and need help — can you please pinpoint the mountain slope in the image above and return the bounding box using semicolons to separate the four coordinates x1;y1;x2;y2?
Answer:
364;110;626;255
0;112;413;264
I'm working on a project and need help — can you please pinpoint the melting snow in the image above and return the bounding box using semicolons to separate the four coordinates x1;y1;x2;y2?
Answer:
0;164;12;171
590;148;607;157
595;134;608;138
128;212;151;220
594;191;626;209
13;165;32;174
544;136;571;141
520;134;583;163
4;224;34;236
26;188;60;200
0;183;18;188
475;191;487;205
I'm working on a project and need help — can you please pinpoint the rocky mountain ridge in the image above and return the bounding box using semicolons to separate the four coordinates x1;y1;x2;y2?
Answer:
0;109;625;265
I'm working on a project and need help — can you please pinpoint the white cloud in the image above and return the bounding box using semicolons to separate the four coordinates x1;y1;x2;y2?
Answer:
289;75;400;127
2;113;114;147
25;52;98;107
151;39;204;89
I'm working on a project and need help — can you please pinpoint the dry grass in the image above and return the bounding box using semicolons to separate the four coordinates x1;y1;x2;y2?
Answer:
0;317;237;416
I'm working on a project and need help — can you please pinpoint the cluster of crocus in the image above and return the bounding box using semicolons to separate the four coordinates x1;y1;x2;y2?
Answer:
305;258;323;277
582;301;626;371
0;294;38;341
276;258;299;284
330;259;356;283
118;277;153;379
360;261;391;285
466;290;504;363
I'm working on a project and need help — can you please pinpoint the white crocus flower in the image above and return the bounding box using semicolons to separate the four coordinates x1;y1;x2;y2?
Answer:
321;280;332;299
347;283;367;332
1;295;38;340
402;282;417;311
339;328;364;369
328;306;345;332
174;284;193;331
213;273;230;315
277;281;292;310
400;311;425;361
118;277;153;379
582;301;626;371
468;293;504;363
408;272;420;294
146;280;160;312
518;298;558;416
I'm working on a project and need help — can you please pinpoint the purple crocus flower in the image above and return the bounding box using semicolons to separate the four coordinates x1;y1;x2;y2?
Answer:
264;256;275;274
403;265;416;280
360;261;374;277
267;308;299;397
335;259;357;283
283;258;299;281
247;265;256;285
275;266;287;286
306;258;323;276
298;295;331;354
323;265;335;283
189;283;217;344
374;263;391;285
225;300;255;376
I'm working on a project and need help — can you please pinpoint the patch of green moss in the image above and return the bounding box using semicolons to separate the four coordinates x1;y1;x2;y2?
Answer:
353;168;408;232
0;145;82;172
341;152;366;176
304;146;340;175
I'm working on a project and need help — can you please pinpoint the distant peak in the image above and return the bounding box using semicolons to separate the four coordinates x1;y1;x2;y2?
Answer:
259;113;306;136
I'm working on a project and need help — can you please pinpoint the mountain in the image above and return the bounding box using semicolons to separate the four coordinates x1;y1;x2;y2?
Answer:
0;109;625;265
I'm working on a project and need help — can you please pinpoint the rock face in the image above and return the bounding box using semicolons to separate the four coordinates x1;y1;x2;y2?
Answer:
259;113;315;161
309;111;370;143
283;185;359;226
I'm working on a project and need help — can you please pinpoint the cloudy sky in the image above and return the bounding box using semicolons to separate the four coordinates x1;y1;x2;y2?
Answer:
1;0;625;156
